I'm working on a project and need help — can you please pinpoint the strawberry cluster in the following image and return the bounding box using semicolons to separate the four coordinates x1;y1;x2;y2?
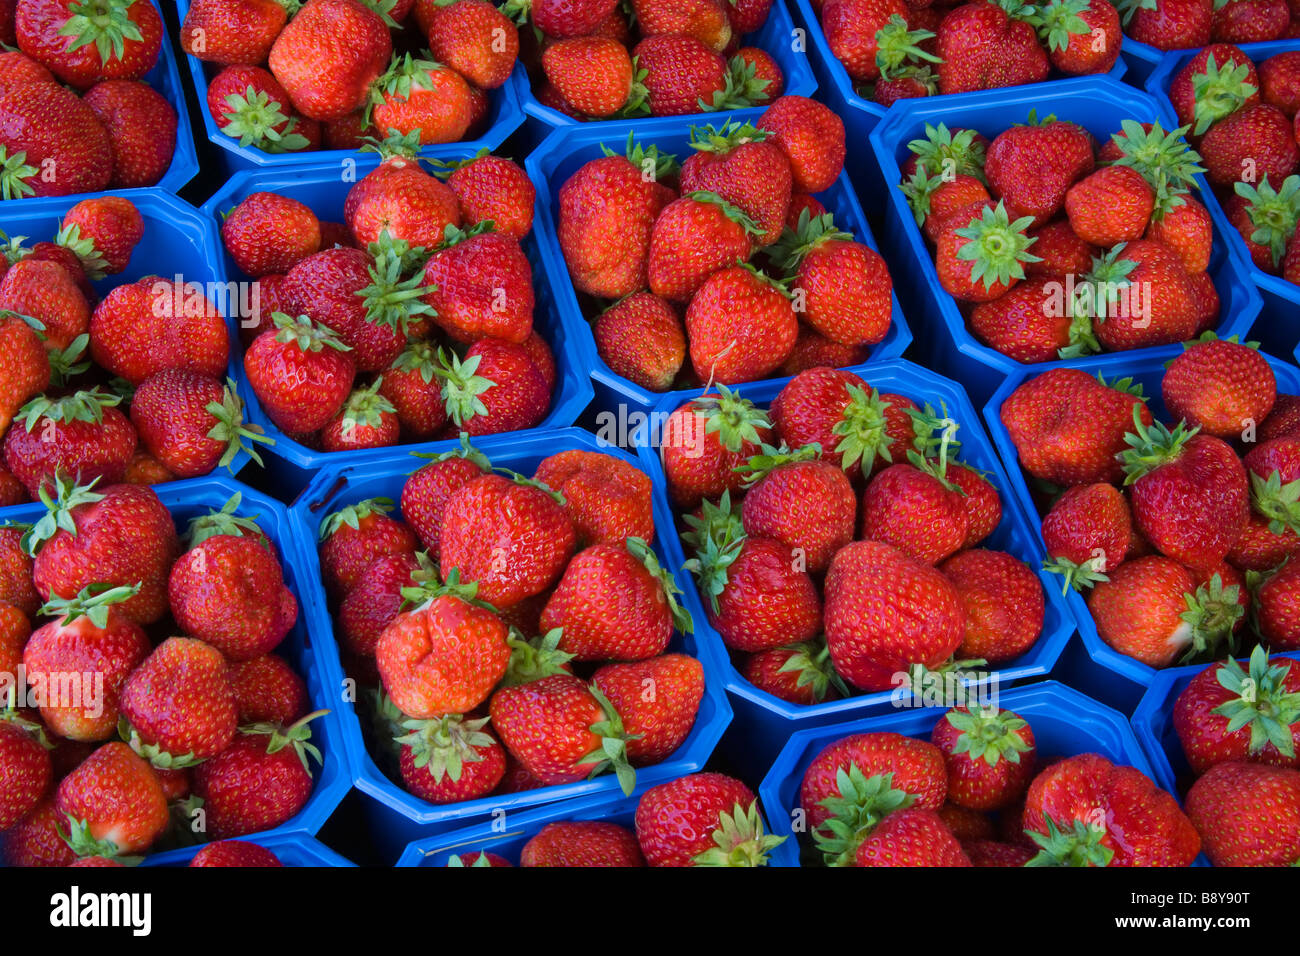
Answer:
1121;0;1298;51
1170;44;1300;284
794;708;1200;866
665;368;1048;704
512;0;783;119
0;488;326;865
221;150;555;449
902;114;1225;363
818;0;1122;107
316;440;706;805
181;0;517;155
556;101;901;392
0;196;265;509
0;0;178;198
1000;336;1300;667
443;771;785;866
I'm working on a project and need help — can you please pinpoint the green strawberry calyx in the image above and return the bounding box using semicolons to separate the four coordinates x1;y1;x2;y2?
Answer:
1096;372;1148;400
435;349;496;428
1210;645;1300;760
907;401;961;472
1102;119;1205;199
38;582;139;628
904;122;987;184
359;231;436;334
319;496;397;542
692;799;787;867
501;627;574;688
360;128;424;163
207;377;273;470
1026;815;1115;867
953;201;1041;293
1190;52;1258;136
1043;553;1111;594
689;382;771;455
59;0;145;66
54;221;110;281
614;57;651;118
772;636;851;702
769;210;855;274
270;312;353;353
899;166;949;226
1250;464;1300;536
0;230;30;264
581;683;641;797
626;536;693;634
409;431;492;473
680;490;744;557
688;119;772;156
432;220;495;253
733;441;821;487
185;493;266;549
814;766;916;867
685;191;764;238
682;522;746;616
241;709;329;775
388;339;441;386
367;52;443;124
401;560;494;612
333;378;398;439
945;706;1032;767
22;473;106;557
1119;405;1197;485
1234;175;1300;269
17;386;121;433
0;148;38;201
447;852;497;867
831;384;895;475
1055;292;1102;361
706;54;775;112
59;815;143;866
1026;0;1094;51
118;714;204;770
394;714;494;783
47;335;92;388
368;688;407;767
875;13;942;78
219;85;311;153
1179;573;1245;663
601;131;678;182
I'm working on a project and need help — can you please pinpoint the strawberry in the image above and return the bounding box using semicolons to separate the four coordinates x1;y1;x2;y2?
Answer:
519;821;644;867
941;549;1045;664
969;275;1092;362
685;264;798;383
1121;0;1212;49
5;389;136;497
319;379;400;452
0;718;51;831
131;371;270;478
1211;0;1289;41
1065;165;1154;246
934;202;1041;302
0;600;27;676
267;0;391;122
1146;194;1214;274
533;450;654;547
401;439;490;561
1168;45;1260;135
513;0;619;36
1022;752;1200;866
824;540;964;691
192;716;324;839
1175;646;1300;774
338;551;422;658
742;637;846;705
964;839;1034;866
0;311;49;436
862;461;969;566
986;118;1095;227
557;138;675;299
634;0;731;47
1184;760;1300;865
190;841;284;867
16;0;162;89
738;445;856;573
1087;241;1200;350
56;741;166;859
592;293;686;393
180;0;288;66
1245;434;1300;535
1260;50;1300;116
1253;559;1300;649
0;258;90;350
89;277;229;384
853;808;971;867
541;36;636;118
949;464;1002;548
489;673;636;792
436;156;534;243
1029;0;1121;74
592;654;703;764
786;193;828;229
1000;368;1153;486
0;79;112;199
931;706;1036;811
771;369;915;477
733;46;783;102
80;80;175;187
756;95;845;193
636;772;784;866
681;121;792;247
0;524;38;617
345;149;461;250
227;654;308;726
935;1;1049;94
819;0;908;81
1;798;77;866
1200;103;1299;187
119;637;239;767
419;0;517;90
368;54;473;146
647;192;757;303
632;33;728;116
222;192;322;278
1228;175;1300;272
319;497;417;598
660;386;772;508
422;224;533;344
436;338;550;436
375;588;510;718
1162;335;1276;439
396;712;506;804
244;313;357;434
1024;219;1097;276
439;472;576;608
1041;482;1132;591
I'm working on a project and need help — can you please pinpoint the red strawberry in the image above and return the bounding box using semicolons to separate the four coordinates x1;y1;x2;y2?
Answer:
345;152;461;250
941;549;1045;664
222;192;321;278
190;841;284;867
1163;336;1276;440
0;719;51;830
227;654;308;726
1184;760;1300;866
442;154;534;239
397;713;506;804
935;1;1049;94
949;464;1002;547
0;79;112;198
399;442;490;564
1146;194;1214;273
632;33;728;117
1029;0;1121;74
862;461;969;566
1123;0;1212;50
820;0;908;81
592;654;703;764
1024;218;1098;276
592;293;686;393
985;119;1096;227
742;638;845;705
968;275;1087;363
436;338;551;436
1211;0;1289;41
0;524;38;617
681;121;792;247
244;313;357;434
0;258;90;350
1254;559;1300;649
533;451;653;548
180;0;289;66
338;551;422;658
1200;103;1299;188
88;276;228;384
0;311;49;436
267;0;391;122
636;772;784;866
686;264;798;383
964;839;1034;866
739;446;856;573
420;0;518;90
1065;165;1154;245
1227;176;1300;273
319;379;399;452
520;821;644;867
422;224;533;344
756;95;846;193
368;54;473;146
319;497;417;598
1041;482;1132;592
660;386;773;508
81;82;175;187
934;202;1040;302
1169;44;1260;135
541;36;635;118
130;371;269;478
1;798;76;866
854;808;971;866
526;0;620;37
647;192;757;303
207;65;314;154
931;706;1036;811
1260;50;1300;116
16;0;162;89
56;741;167;859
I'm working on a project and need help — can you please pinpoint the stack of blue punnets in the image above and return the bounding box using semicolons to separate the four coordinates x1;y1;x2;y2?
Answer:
0;0;1297;871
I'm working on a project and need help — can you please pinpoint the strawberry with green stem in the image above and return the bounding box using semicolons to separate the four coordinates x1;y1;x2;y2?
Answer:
321;377;400;452
17;0;164;90
243;312;357;435
647;191;761;304
936;201;1041;302
904;122;988;183
635;773;785;867
209;67;313;153
4;387;136;497
500;626;575;688
55;741;167;861
861;14;942;105
358;231;437;339
395;712;505;804
741;637;850;705
1170;48;1260;136
131;371;272;477
366;51;472;146
932;706;1035;811
1230;175;1300;270
1028;0;1121;75
661;383;773;508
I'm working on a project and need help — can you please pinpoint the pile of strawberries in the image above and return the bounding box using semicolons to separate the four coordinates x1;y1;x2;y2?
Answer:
816;0;1122;107
181;0;517;154
0;0;178;197
1123;0;1299;50
1171;646;1300;866
514;0;784;119
1000;335;1300;669
220;148;556;449
661;366;1048;704
791;705;1202;866
0;487;326;866
0;195;264;509
902;112;1226;363
1169;44;1300;285
315;439;706;805
443;771;785;866
556;99;902;392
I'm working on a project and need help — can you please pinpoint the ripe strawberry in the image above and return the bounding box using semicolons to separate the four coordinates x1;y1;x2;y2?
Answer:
1000;369;1153;486
0;311;48;436
1065;165;1154;246
222;192;321;278
592;654;703;764
0;258;90;350
1164;337;1276;443
636;772;784;866
244;313;357;434
0;719;51;831
1123;0;1212;50
633;33;728;116
1260;50;1300;116
0;524;38;617
1041;482;1132;591
1169;45;1260;135
419;0;517;90
1185;760;1300;865
985;119;1096;227
345;151;461;250
1200;103;1299;187
819;0;907;81
435;338;550;436
368;54;473;145
862;461;969;566
4;389;136;497
634;0;731;47
192;716;323;838
180;0;289;66
941;549;1045;664
0;600;27;677
1024;218;1098;276
660;387;773;509
969;274;1093;362
0;79;111;199
227;654;308;726
739;446;856;573
55;741;166;859
131;371;269;478
541;36;636;118
16;0;162;89
853;808;971;867
1212;0;1289;41
522;0;619;37
338;551;422;658
267;0;391;122
1227;175;1300;272
935;1;1049;94
436;156;534;242
1146;194;1214;274
681;122;791;247
931;706;1036;811
686;264;798;384
770;369;914;477
934;202;1040;303
422;224;533;344
318;497;417;598
397;713;506;804
190;841;284;867
89;276;228;384
647;192;757;303
949;464;1002;548
1022;753;1200;866
756;95;845;193
319;379;399;452
208;65;314;153
399;443;488;563
81;79;175;187
592;293;686;392
119;637;238;767
1254;559;1300;649
1029;0;1121;74
520;821;644;867
533;450;654;547
824;540;964;691
742;637;845;705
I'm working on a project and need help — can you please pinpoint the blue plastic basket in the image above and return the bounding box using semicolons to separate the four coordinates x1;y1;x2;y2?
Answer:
199;158;595;498
983;349;1300;714
789;0;1127;216
1145;39;1300;361
1131;651;1300;803
757;680;1162;867
0;189;254;514
526;116;912;419
173;0;525;176
0;475;351;864
629;356;1074;780
512;0;817;150
144;831;355;867
868;75;1264;410
288;426;733;863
